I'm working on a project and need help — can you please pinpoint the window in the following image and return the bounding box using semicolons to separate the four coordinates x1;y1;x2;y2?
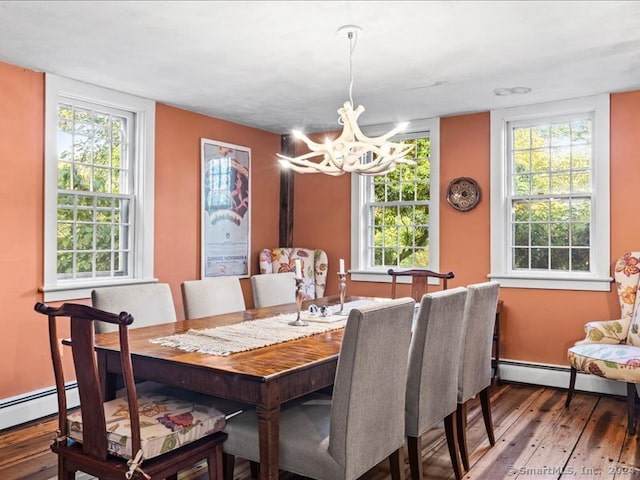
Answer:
351;118;440;283
490;95;611;291
43;74;156;301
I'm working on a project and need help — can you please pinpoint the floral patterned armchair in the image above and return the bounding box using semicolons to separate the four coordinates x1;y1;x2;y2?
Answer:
566;252;640;433
259;248;328;300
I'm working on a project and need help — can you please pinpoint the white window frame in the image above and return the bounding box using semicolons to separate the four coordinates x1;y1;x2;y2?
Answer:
350;117;440;284
42;74;156;301
490;94;611;291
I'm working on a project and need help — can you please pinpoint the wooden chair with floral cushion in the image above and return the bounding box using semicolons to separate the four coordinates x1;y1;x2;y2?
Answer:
259;247;328;300
566;252;640;434
34;302;231;480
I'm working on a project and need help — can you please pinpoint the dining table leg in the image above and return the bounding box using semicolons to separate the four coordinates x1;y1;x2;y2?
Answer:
257;381;280;480
97;352;117;401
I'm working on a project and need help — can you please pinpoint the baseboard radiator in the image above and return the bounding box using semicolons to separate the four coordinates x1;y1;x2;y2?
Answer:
0;382;79;431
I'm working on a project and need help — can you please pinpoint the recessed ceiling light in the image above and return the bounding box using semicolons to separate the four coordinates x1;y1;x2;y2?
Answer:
494;88;513;96
494;86;532;96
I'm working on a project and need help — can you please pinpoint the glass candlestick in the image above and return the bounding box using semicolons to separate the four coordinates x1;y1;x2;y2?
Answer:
289;277;308;326
338;272;347;314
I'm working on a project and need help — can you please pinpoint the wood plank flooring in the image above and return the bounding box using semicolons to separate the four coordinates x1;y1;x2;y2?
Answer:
1;383;640;479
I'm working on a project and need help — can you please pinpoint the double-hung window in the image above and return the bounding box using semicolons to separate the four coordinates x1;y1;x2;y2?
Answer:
351;118;440;282
43;74;156;301
490;95;611;291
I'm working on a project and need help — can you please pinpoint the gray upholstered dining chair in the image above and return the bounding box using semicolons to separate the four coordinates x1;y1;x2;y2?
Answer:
222;297;416;480
405;287;468;480
250;271;296;308
456;281;500;471
91;283;177;333
181;277;246;319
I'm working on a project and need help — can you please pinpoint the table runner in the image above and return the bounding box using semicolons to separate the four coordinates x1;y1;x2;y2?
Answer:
149;300;381;356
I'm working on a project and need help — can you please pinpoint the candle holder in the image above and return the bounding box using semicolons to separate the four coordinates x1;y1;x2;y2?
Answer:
337;272;347;314
288;277;308;326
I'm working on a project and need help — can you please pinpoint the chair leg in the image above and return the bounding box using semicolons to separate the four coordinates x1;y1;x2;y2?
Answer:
250;460;259;479
565;366;577;407
444;411;463;480
627;383;637;435
479;386;495;446
406;435;423;480
207;444;223;480
456;401;470;471
56;455;75;480
223;453;236;480
389;446;405;480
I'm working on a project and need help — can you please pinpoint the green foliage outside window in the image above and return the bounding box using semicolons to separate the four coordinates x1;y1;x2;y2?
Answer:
370;137;431;268
56;104;129;278
511;119;592;272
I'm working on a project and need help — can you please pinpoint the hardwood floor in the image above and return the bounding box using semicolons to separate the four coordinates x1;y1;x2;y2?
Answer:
1;383;640;479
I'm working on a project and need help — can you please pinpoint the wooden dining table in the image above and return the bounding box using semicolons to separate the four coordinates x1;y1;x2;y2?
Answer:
93;295;372;480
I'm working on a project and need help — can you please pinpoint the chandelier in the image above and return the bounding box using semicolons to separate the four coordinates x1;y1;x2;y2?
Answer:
277;25;415;176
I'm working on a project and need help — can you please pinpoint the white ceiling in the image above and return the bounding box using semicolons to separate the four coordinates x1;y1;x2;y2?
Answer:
1;1;640;134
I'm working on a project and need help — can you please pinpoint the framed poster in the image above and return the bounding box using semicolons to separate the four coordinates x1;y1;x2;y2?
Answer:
201;138;251;278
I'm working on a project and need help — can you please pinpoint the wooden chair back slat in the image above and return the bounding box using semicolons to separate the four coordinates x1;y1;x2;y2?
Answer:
388;268;455;302
70;316;107;459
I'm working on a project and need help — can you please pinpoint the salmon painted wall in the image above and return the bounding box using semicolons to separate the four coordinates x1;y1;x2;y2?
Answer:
0;63;49;399
294;95;640;367
0;61;281;400
154;104;281;315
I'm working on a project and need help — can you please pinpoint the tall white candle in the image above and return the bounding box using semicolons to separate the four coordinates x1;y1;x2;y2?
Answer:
295;259;302;278
339;258;345;274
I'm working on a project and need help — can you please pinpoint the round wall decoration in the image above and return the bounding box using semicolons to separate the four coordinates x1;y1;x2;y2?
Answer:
446;177;481;211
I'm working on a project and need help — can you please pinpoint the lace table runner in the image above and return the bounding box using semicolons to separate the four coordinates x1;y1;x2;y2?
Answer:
149;300;381;356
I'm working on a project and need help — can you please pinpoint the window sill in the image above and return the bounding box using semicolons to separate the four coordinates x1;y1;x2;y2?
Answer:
40;278;159;302
488;273;613;292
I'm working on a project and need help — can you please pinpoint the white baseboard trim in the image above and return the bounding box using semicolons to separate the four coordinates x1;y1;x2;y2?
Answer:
0;383;79;431
499;359;630;397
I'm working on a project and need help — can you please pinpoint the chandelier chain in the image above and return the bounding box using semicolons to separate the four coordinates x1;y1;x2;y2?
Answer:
348;30;357;108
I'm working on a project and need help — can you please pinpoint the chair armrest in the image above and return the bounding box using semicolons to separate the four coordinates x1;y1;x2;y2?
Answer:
574;318;630;346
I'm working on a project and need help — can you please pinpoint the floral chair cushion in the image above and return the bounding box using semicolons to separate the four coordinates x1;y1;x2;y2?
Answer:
573;252;640;348
67;387;227;460
569;343;640;383
259;247;328;300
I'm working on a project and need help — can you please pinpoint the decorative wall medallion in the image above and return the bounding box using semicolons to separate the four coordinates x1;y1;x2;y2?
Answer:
447;177;481;211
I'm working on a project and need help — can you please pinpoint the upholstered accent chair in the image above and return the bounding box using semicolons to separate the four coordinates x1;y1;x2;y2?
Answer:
388;268;455;302
456;281;501;471
181;277;246;319
34;302;228;480
222;298;416;480
91;283;177;333
251;271;297;308
567;252;640;434
259;247;328;300
406;287;468;480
